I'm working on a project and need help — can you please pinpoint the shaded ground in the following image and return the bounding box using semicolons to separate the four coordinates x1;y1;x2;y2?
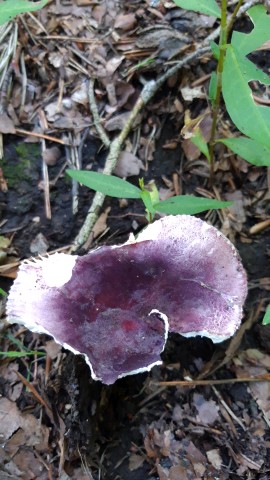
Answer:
0;1;270;479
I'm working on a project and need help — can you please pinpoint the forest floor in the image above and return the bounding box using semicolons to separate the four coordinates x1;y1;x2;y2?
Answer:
0;1;270;479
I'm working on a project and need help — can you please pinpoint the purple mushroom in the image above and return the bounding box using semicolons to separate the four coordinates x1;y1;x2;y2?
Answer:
7;215;247;385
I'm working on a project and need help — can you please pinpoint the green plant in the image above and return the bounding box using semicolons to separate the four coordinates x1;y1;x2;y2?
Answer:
0;332;45;358
0;0;47;26
174;1;270;326
174;1;270;175
67;169;232;221
262;305;270;326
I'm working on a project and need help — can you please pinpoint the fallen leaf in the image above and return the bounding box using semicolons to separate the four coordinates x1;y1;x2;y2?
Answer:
114;151;144;177
42;146;62;166
30;233;49;255
193;393;219;425
206;448;222;470
128;453;145;471
0;397;49;448
115;13;137;31
181;86;205;101
0;113;16;134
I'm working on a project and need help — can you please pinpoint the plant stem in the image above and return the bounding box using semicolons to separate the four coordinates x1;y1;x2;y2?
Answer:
208;0;245;184
209;0;227;184
227;0;245;38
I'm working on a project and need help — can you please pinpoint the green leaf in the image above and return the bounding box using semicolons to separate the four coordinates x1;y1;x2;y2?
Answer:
0;350;44;358
223;45;270;149
153;196;232;215
190;127;210;161
0;287;7;297
66;170;141;199
140;189;156;215
218;137;270;167
209;41;220;60
173;0;220;18
0;0;48;26
232;5;270;56
235;51;270;86
262;304;270;325
148;181;159;206
209;72;217;104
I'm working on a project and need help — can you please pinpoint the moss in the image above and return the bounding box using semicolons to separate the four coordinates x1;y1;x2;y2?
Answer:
1;143;40;188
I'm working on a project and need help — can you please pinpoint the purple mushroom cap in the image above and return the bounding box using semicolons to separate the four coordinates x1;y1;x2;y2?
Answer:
7;215;247;384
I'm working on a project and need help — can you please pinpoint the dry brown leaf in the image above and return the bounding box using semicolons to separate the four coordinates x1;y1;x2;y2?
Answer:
128;453;145;471
114;151;144;177
115;13;137;31
206;448;222;470
224;190;246;232
105;112;131;131
92;207;111;239
182;111;212;160
0;397;49;449
44;339;62;359
30;233;49;255
42;146;62;166
181;86;205;101
157;464;189;480
0;113;16;134
193;393;219;425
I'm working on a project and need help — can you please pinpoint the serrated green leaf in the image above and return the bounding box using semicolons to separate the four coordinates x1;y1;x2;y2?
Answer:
223;45;270;149
173;0;220;18
218;137;270;167
232;5;270;56
0;0;47;26
66;169;141;199
190;127;210;161
262;304;270;325
154;196;232;215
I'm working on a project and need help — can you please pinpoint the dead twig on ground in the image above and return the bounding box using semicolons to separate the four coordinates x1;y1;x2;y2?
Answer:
71;46;211;251
71;0;261;251
88;78;110;148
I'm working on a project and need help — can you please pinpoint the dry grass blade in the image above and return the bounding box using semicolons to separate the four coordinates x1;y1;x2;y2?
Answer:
157;374;270;387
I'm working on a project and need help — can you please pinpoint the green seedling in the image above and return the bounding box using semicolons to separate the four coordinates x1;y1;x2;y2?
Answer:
0;0;47;26
173;1;270;327
67;169;232;221
173;1;270;171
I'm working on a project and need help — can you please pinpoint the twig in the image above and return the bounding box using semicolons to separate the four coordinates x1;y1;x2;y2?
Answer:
39;110;52;219
15;128;70;144
156;373;270;387
41;138;52;219
71;0;261;250
88;78;110;148
71;47;211;251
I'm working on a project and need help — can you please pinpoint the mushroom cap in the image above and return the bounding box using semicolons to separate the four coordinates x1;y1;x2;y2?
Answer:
7;215;247;384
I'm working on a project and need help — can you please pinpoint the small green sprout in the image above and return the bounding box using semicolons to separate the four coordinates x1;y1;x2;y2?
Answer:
67;169;232;220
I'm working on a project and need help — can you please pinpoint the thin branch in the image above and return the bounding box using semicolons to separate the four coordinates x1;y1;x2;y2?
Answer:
71;0;262;251
71;47;211;251
88;78;110;148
